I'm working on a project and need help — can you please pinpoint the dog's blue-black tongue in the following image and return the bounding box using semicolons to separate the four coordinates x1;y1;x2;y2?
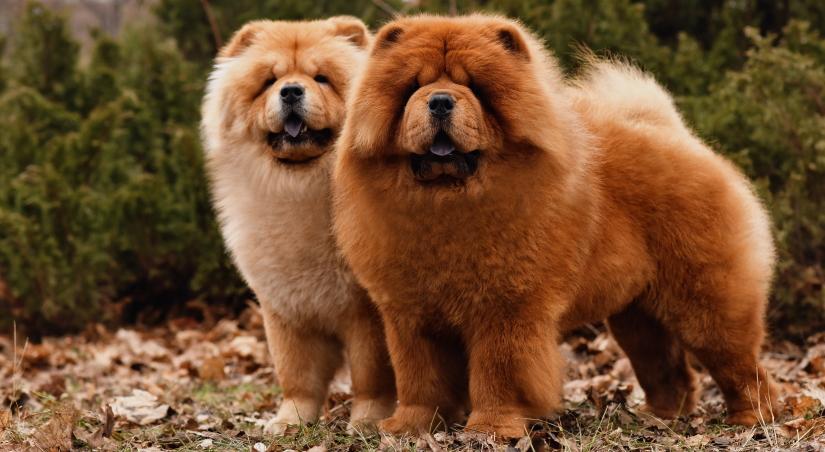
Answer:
430;131;455;156
284;115;303;137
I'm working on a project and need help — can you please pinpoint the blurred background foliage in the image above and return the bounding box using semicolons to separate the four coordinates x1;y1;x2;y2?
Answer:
0;0;822;341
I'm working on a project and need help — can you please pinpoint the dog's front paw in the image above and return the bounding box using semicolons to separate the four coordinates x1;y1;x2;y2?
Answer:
379;405;446;435
264;398;319;436
464;411;527;439
725;405;777;427
346;417;377;435
263;417;298;436
348;397;397;434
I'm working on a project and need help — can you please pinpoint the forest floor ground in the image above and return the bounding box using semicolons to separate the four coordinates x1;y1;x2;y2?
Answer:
1;302;824;452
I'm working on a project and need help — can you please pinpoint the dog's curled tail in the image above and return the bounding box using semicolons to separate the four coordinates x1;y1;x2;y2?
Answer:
569;55;686;131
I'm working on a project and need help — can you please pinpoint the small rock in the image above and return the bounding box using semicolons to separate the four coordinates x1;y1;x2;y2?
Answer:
712;436;733;446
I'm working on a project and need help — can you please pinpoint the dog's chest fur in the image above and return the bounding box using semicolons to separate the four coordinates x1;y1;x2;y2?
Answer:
215;160;359;327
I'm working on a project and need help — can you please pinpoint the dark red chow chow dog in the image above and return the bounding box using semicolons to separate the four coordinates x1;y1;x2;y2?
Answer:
333;14;779;438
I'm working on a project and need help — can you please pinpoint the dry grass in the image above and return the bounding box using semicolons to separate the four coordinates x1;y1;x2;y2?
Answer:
1;306;824;451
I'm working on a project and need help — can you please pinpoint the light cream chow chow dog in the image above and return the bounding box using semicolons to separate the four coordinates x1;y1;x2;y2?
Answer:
201;18;395;434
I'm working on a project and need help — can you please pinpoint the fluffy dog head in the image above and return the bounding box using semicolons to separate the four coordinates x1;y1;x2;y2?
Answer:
203;17;370;184
338;14;585;194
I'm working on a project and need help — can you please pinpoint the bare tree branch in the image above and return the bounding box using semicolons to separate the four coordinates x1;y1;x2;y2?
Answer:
398;0;420;16
370;0;399;18
199;0;223;50
77;0;110;34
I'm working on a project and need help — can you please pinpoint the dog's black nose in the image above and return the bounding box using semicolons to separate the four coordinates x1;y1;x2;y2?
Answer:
280;84;304;104
428;94;455;117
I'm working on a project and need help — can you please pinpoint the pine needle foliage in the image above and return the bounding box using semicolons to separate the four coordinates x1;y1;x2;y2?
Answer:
684;22;825;337
1;0;823;339
0;3;247;336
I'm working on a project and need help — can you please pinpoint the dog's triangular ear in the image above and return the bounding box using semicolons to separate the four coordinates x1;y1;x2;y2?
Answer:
328;16;370;49
372;24;404;53
219;22;262;58
495;24;530;60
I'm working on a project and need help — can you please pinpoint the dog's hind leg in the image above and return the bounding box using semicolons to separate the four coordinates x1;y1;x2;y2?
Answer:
669;285;779;426
607;301;697;419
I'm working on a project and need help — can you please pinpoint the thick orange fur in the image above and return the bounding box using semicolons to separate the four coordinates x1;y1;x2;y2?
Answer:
202;18;395;435
332;15;779;438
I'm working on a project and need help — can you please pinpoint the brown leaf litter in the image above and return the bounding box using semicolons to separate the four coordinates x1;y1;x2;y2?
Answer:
1;308;824;451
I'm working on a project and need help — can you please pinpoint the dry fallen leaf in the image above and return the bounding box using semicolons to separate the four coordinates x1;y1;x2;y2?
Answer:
802;381;825;406
378;435;401;452
198;357;226;381
782;417;825;439
806;356;825;374
563;379;590;404
422;432;444;452
514;435;531;452
560;437;580;452
224;335;269;365
116;329;170;360
712;436;734;447
73;424;118;450
785;394;820;418
686;434;710;447
21;343;55;367
102;404;114;437
111;389;170;425
0;409;11;442
25;401;79;452
610;358;634;382
638;412;669;430
8;316;825;452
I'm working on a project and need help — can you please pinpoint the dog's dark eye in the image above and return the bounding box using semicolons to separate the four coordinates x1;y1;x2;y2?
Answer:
256;78;277;98
469;82;494;112
259;77;276;97
402;80;420;109
469;82;484;102
314;75;329;84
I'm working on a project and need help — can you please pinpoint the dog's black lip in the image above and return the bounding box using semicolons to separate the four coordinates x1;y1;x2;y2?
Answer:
417;149;480;160
411;149;481;181
266;129;334;163
267;128;333;146
276;154;322;164
266;127;332;165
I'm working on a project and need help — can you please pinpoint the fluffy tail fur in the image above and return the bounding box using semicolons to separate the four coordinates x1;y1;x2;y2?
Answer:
569;56;685;131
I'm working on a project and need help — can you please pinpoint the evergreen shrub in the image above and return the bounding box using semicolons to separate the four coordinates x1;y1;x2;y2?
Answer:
1;0;823;340
0;3;247;337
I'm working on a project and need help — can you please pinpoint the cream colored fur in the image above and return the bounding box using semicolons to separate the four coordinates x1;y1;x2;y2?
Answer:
201;18;395;435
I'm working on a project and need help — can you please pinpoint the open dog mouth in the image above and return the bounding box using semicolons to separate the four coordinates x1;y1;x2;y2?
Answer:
267;114;333;163
411;131;480;181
